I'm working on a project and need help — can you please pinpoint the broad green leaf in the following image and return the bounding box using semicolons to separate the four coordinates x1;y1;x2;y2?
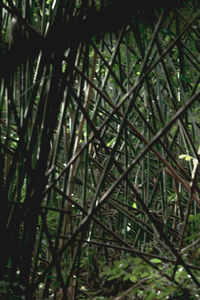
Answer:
150;258;162;264
129;274;137;282
132;202;137;209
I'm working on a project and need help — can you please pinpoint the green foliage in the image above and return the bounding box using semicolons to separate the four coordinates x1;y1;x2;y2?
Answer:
99;255;200;299
0;281;26;299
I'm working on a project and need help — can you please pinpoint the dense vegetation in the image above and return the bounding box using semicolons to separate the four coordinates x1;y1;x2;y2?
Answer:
1;0;200;299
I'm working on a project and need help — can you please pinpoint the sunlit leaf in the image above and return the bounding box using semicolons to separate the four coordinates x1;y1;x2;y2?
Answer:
132;202;137;209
